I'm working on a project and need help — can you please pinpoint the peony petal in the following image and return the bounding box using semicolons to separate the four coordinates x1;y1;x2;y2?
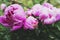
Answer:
44;17;56;24
0;16;9;27
42;2;53;10
11;22;23;31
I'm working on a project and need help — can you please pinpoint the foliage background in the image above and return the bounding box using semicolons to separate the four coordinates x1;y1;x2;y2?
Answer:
0;0;60;40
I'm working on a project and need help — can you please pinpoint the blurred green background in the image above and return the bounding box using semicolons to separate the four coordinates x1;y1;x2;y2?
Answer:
0;0;60;40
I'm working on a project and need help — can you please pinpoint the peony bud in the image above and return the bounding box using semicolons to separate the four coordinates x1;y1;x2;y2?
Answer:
0;3;6;11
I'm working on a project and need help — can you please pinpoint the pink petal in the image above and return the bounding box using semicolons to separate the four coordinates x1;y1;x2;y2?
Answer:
0;16;9;27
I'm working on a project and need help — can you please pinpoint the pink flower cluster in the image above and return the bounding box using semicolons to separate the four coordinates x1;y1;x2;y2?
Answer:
0;3;60;31
26;3;60;24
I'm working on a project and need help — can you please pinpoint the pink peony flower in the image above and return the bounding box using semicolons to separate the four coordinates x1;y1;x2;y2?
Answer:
24;16;38;30
0;3;6;11
0;4;26;31
4;4;26;20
